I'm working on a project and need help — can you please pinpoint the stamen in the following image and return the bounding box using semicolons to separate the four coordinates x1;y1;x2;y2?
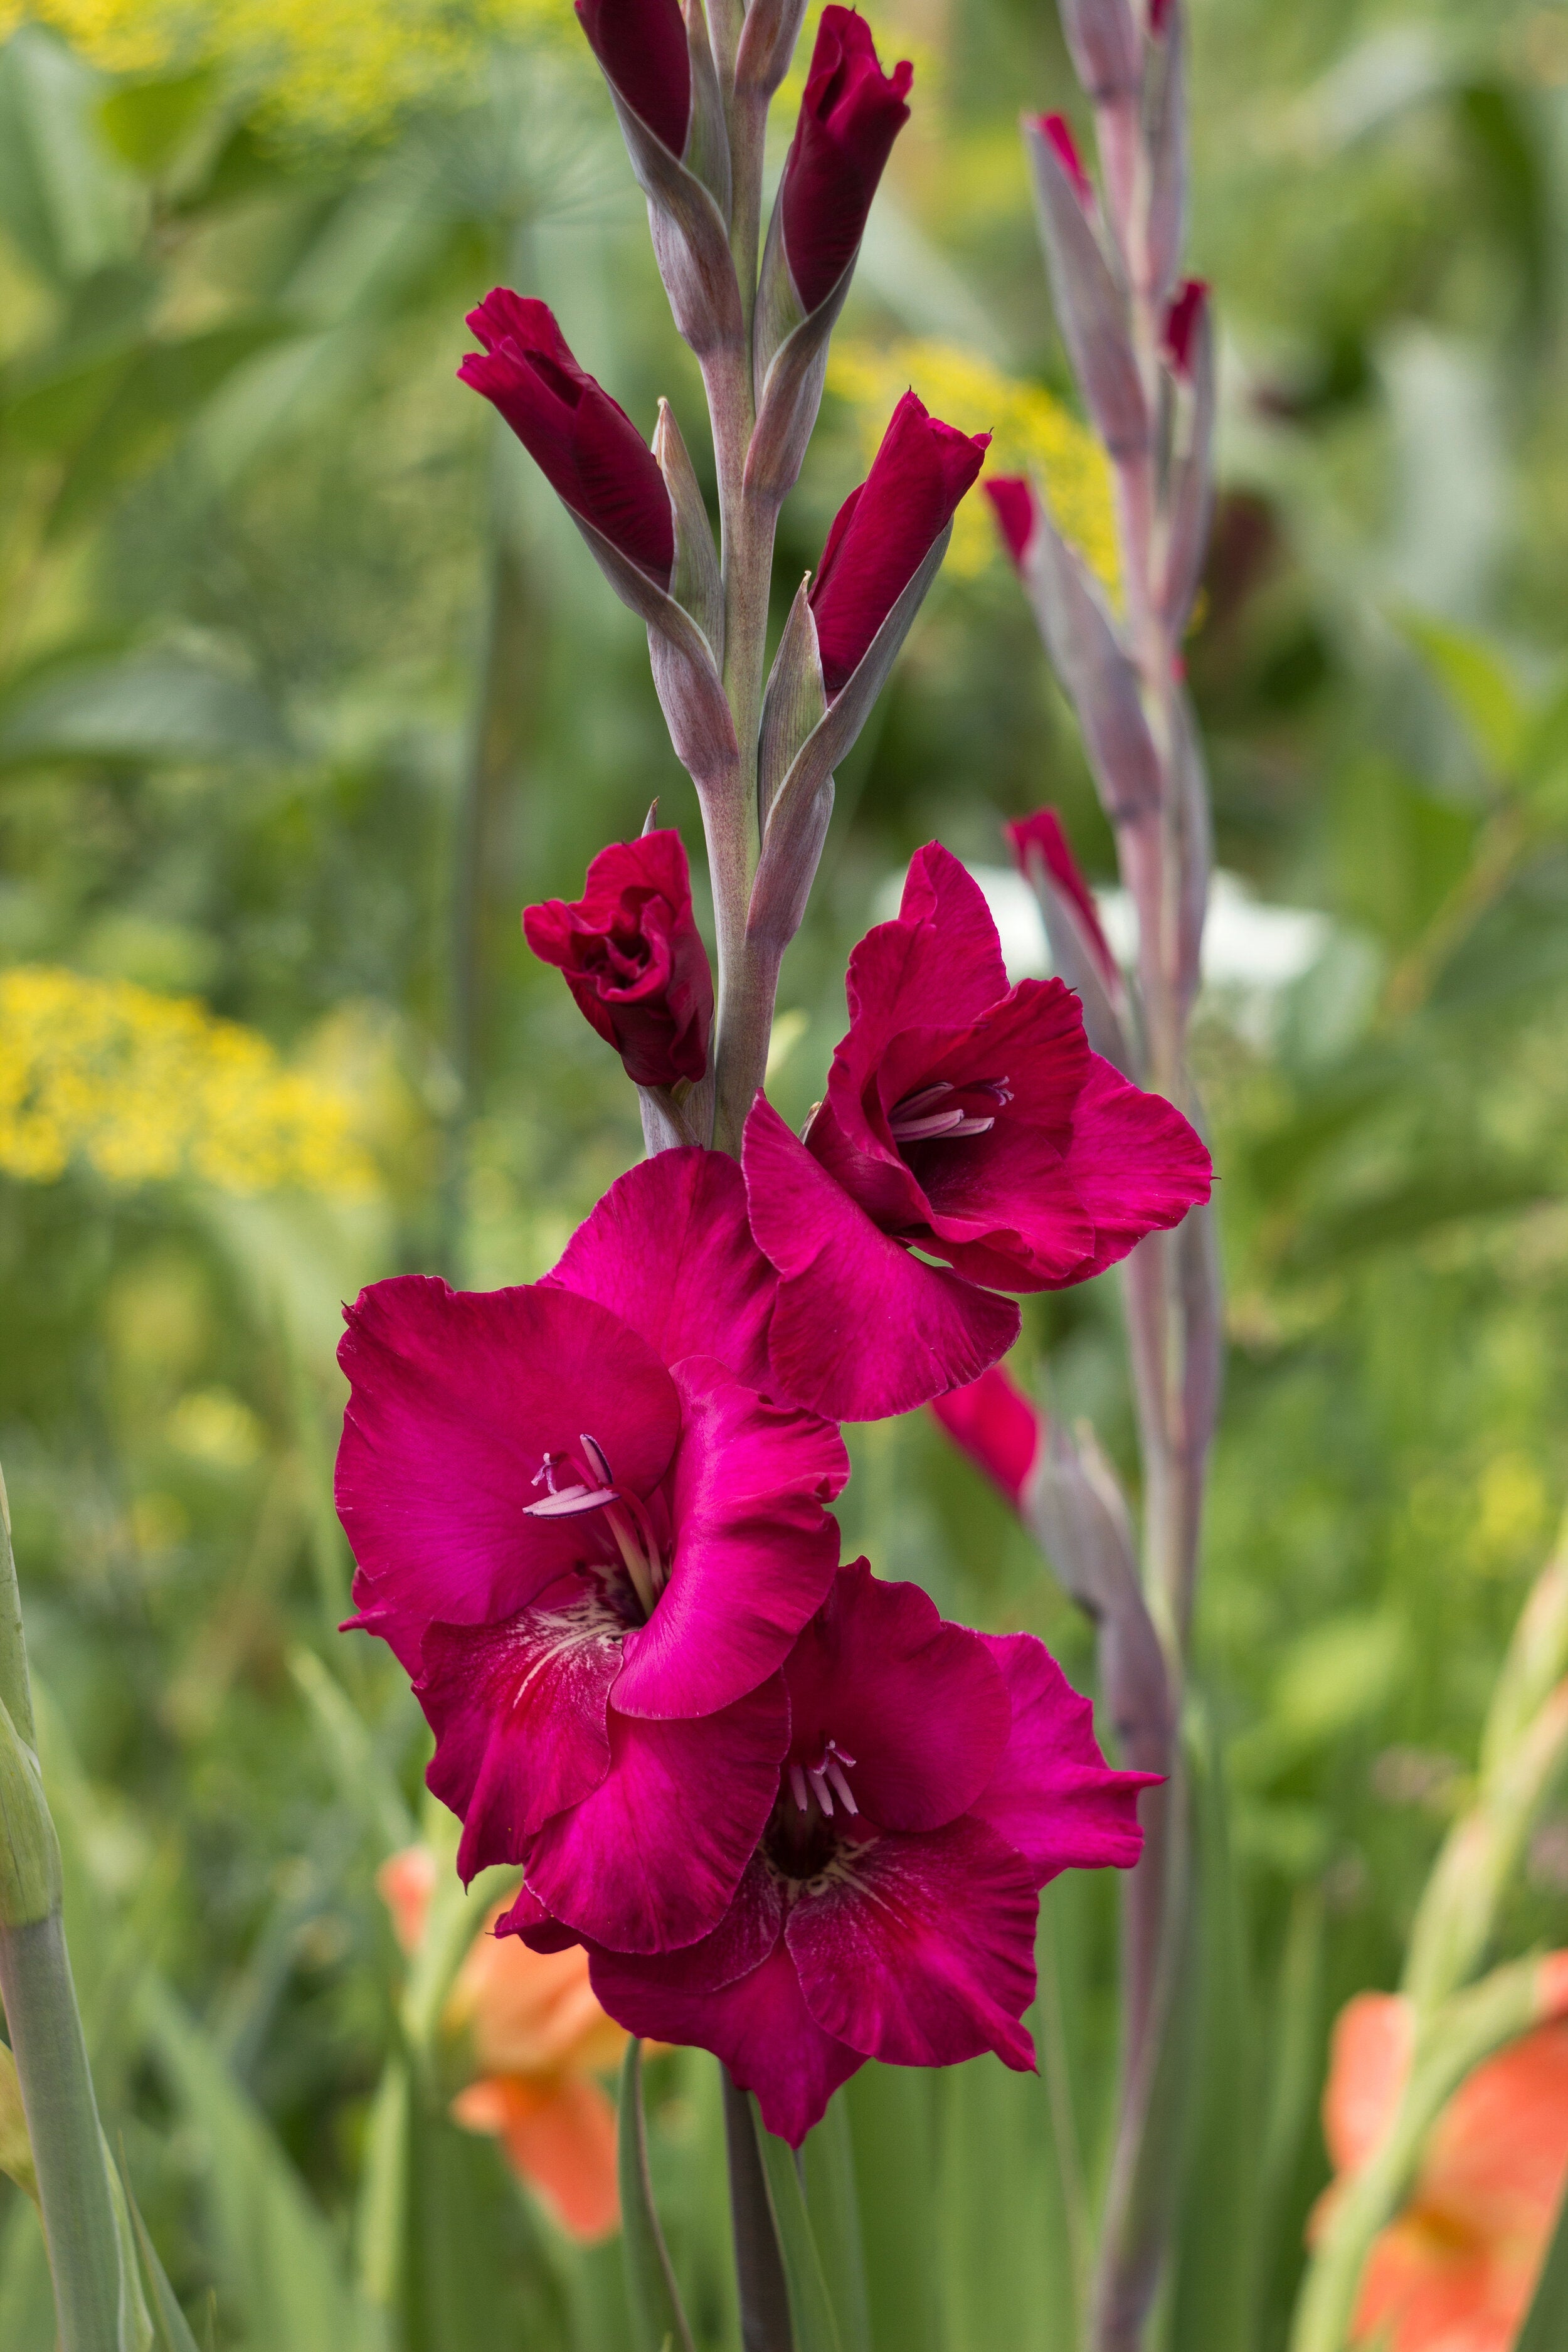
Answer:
824;1757;858;1814
943;1115;996;1138
889;1106;968;1140
807;1767;835;1817
888;1078;1004;1145
524;1485;616;1517
891;1081;953;1120
580;1434;614;1487
790;1764;810;1813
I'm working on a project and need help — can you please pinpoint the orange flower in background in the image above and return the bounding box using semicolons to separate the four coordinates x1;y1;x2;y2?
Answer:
1315;1961;1568;2352
376;1847;627;2243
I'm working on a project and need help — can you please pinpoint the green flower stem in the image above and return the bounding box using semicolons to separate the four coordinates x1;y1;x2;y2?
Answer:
0;1463;131;2351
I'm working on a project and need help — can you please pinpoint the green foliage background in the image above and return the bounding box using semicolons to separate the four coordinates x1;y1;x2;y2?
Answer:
1;1;1566;2346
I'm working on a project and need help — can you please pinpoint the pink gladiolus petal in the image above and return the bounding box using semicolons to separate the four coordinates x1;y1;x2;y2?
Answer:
985;474;1037;567
588;1853;787;1999
930;1365;1041;1510
785;1562;1010;1831
1005;807;1118;986
337;1277;681;1659
523;830;712;1088
613;1359;848;1719
459;293;673;586
972;1633;1155;1885
787;1816;1039;2072
545;1148;776;1396
809;395;989;696
1057;1057;1212;1280
744;1094;1020;1421
780;6;913;314
418;1574;625;1881
591;1936;864;2149
527;1675;790;1953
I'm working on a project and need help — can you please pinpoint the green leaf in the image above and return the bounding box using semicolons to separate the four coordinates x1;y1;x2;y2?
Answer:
843;2065;939;2352
754;2105;844;2352
0;2042;36;2203
617;2041;695;2352
0;652;286;770
117;2157;196;2351
1395;611;1525;775
98;69;221;179
0;28;140;289
1517;2176;1568;2352
800;2097;871;2352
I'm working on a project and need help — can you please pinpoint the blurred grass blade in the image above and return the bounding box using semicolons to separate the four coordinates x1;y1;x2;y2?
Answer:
800;2099;869;2352
753;2107;843;2352
117;2161;194;2352
842;2067;938;2352
1517;2178;1568;2352
618;2040;696;2352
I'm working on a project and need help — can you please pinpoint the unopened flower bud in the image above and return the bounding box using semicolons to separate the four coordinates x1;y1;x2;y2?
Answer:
1059;0;1143;100
984;474;1037;568
459;293;674;589
1162;277;1209;378
1005;807;1118;987
930;1365;1042;1512
778;7;912;314
524;830;713;1089
573;0;691;158
1036;112;1094;210
808;392;988;696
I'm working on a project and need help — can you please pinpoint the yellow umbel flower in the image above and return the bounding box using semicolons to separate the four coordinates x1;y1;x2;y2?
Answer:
825;337;1119;592
0;0;568;135
0;966;376;1197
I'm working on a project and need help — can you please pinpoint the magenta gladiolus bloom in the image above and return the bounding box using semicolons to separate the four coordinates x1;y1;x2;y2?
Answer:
459;292;674;588
336;1150;849;1953
930;1365;1041;1512
523;1562;1152;2144
809;393;989;696
780;8;913;315
1005;805;1119;987
574;0;691;158
524;829;713;1088
743;843;1211;1420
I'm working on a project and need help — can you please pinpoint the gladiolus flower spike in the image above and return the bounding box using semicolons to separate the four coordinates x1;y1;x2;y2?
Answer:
460;292;674;589
337;1148;847;1957
780;8;913;314
511;1562;1156;2146
524;829;713;1089
744;843;1212;1421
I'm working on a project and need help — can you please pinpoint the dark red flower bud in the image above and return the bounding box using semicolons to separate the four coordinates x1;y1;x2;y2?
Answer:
1150;0;1175;36
808;391;988;697
780;6;913;314
1036;112;1094;209
1162;277;1209;378
984;475;1037;568
458;291;674;589
523;829;712;1088
1005;807;1118;985
574;0;691;157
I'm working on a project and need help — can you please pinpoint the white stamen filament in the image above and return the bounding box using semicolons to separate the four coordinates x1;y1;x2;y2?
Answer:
808;1767;835;1816
824;1757;859;1814
891;1081;953;1119
790;1764;810;1813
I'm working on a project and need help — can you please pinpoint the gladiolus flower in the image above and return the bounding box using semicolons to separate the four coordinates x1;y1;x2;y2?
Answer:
808;393;988;696
743;843;1211;1421
377;1849;626;2243
779;8;913;315
1005;805;1119;987
459;292;674;588
524;830;713;1088
519;1562;1152;2146
930;1364;1041;1511
574;0;691;158
1314;1973;1568;2352
339;1150;846;1954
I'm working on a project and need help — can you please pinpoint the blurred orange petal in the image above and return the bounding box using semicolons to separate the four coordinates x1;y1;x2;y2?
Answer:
447;1909;628;2078
452;2072;620;2243
1325;1993;1414;2175
376;1845;438;1955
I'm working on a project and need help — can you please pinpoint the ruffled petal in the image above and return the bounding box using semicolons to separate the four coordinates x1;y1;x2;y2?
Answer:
337;1276;680;1638
1057;1057;1212;1280
745;1095;1019;1420
787;1817;1039;2072
614;1359;847;1718
546;1149;776;1393
590;1937;863;2149
971;1633;1155;1885
526;1674;790;1953
785;1562;1010;1831
588;1854;787;2000
842;842;1009;1057
416;1574;623;1882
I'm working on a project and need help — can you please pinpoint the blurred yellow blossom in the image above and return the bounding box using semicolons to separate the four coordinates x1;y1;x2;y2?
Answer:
1;0;567;134
826;337;1119;591
0;965;376;1197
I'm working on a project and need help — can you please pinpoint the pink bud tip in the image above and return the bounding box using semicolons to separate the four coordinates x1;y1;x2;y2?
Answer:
1150;0;1174;34
1037;113;1093;208
984;477;1036;568
1163;278;1209;378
